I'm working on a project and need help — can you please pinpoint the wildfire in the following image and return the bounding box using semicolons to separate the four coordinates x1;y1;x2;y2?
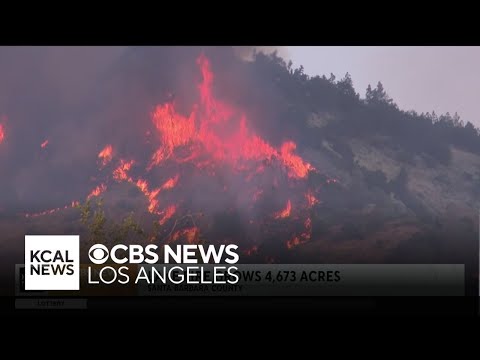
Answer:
170;226;200;244
113;159;134;182
158;205;176;225
136;179;149;194
98;145;113;167
134;179;161;214
280;141;314;179
25;201;79;218
286;217;312;249
286;237;301;249
0;123;4;144
147;189;161;213
18;54;326;253
87;183;107;200
161;175;179;190
149;54;314;179
274;200;292;219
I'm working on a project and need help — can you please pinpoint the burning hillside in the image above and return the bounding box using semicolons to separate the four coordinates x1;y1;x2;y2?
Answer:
1;47;477;274
19;53;332;255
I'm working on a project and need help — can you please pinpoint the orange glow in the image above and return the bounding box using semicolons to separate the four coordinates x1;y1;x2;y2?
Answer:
25;201;79;218
158;205;176;225
274;200;292;219
286;236;301;249
0;123;4;144
21;54;325;254
98;145;113;167
149;54;314;179
87;183;107;200
134;179;162;214
113;159;134;182
306;191;319;207
136;179;149;194
244;245;258;256
161;175;179;190
301;217;312;240
170;226;199;244
286;217;312;249
147;188;161;213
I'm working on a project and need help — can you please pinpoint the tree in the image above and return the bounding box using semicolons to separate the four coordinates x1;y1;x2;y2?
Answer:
337;72;358;99
366;84;373;102
328;73;336;83
366;81;394;105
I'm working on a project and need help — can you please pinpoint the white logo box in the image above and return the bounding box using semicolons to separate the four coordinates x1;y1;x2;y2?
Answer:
25;235;80;291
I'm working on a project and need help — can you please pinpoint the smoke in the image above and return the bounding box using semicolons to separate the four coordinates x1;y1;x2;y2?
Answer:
233;46;289;61
0;46;300;216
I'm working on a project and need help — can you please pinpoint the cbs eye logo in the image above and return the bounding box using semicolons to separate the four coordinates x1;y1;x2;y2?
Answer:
88;244;109;264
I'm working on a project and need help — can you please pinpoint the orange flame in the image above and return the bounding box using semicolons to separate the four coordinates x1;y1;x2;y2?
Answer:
98;145;113;167
286;236;301;249
113;159;134;182
274;200;292;219
0;123;5;144
136;179;149;194
40;140;49;149
134;179;161;214
159;205;176;225
149;54;314;179
170;226;199;244
25;201;79;218
286;217;312;249
147;189;161;213
161;175;179;190
20;55;324;253
87;183;107;200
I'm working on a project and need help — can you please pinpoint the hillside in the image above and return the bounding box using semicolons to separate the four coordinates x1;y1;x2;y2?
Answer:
0;47;478;290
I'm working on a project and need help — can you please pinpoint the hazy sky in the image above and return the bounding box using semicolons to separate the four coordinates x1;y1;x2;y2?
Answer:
287;46;480;127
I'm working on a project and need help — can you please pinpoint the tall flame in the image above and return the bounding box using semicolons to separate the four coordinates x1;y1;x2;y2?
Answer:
149;54;314;179
17;54;327;252
98;145;113;167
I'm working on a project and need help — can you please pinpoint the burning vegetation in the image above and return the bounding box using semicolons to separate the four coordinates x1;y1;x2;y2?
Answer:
0;123;5;144
1;47;477;280
20;53;332;258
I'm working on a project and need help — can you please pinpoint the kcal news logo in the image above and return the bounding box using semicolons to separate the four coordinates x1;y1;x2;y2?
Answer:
24;235;80;290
